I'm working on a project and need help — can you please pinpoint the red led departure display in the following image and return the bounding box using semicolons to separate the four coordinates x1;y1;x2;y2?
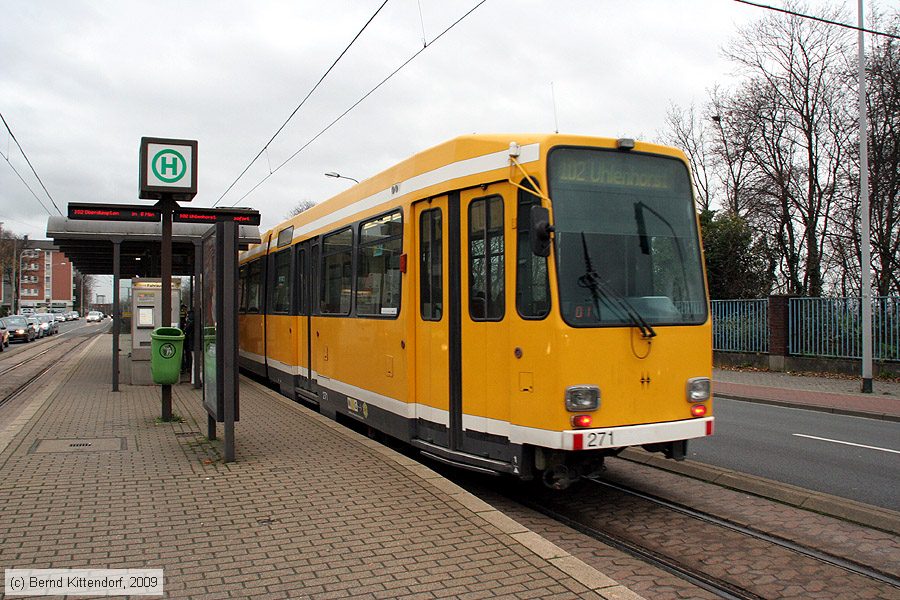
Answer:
67;203;260;226
68;203;161;222
174;208;261;226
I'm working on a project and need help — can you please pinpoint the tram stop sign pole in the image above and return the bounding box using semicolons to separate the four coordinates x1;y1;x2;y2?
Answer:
139;137;198;421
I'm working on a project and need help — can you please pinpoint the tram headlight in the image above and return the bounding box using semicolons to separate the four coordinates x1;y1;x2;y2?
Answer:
686;377;711;402
565;385;600;411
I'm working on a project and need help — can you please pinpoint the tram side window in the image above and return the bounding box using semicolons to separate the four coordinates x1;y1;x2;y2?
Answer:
420;208;442;321
297;249;306;315
246;259;263;313
469;196;504;321
321;228;353;315
238;264;248;313
271;249;292;314
516;182;550;318
357;211;402;317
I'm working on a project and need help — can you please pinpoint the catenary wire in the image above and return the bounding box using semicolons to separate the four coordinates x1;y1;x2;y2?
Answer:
0;112;63;216
213;0;390;207
733;0;900;40
1;149;54;216
226;0;489;207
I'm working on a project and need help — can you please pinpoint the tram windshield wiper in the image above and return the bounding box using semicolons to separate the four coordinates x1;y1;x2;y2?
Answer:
577;232;657;339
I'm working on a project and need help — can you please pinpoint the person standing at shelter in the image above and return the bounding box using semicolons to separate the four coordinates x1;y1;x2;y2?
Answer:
182;309;194;375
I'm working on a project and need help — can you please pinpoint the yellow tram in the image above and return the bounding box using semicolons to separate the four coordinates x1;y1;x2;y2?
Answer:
238;134;713;488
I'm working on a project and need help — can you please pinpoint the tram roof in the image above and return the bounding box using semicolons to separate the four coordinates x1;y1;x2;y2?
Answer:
243;133;684;259
46;216;261;277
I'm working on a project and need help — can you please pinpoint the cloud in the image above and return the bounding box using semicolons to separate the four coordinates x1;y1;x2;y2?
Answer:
1;0;758;243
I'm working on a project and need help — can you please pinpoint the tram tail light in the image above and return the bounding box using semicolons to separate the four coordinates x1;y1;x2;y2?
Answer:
571;415;593;428
690;404;707;418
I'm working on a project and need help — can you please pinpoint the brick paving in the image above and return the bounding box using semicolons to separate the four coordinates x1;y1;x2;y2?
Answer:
0;336;642;600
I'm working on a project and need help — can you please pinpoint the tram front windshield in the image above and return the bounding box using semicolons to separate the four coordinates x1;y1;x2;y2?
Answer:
548;147;707;328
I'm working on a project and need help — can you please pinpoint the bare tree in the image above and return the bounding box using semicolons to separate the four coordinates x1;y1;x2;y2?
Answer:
286;199;317;219
708;86;762;218
865;13;900;296
662;101;717;211
723;0;854;296
0;230;28;314
823;10;899;297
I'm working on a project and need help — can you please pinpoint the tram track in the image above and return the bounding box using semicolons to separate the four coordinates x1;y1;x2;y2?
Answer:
440;458;900;600
513;490;763;600
586;477;900;589
498;474;900;600
0;328;102;409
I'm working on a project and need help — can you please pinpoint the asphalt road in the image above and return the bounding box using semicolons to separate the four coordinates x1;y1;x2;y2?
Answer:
1;318;107;357
689;397;900;511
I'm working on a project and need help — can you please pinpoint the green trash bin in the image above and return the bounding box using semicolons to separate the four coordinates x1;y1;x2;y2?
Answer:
150;327;184;385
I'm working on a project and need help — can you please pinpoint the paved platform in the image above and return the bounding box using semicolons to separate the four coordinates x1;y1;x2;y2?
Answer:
713;367;900;421
0;336;642;600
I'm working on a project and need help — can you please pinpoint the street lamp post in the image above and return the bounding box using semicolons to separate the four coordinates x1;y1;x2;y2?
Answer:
858;0;873;393
324;172;359;184
14;235;28;315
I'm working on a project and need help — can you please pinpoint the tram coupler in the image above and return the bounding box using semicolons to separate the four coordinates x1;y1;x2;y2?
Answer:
538;451;606;490
642;440;688;461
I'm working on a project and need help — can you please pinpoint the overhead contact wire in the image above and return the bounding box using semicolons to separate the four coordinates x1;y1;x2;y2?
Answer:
228;0;489;207
214;1;390;207
0;112;63;216
733;0;900;40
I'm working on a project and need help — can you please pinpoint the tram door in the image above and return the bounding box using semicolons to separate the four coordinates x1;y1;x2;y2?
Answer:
414;196;451;445
414;190;509;454
298;241;318;395
266;246;296;395
458;188;509;454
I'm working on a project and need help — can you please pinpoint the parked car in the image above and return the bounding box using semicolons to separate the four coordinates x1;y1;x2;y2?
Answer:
36;313;59;336
86;311;102;323
0;319;9;351
25;315;42;338
67;311;79;320
4;315;36;343
54;312;67;323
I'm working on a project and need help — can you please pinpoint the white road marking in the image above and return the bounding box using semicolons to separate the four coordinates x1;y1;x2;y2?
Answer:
792;433;900;455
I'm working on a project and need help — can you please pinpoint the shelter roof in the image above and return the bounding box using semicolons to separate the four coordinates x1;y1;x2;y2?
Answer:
46;217;261;278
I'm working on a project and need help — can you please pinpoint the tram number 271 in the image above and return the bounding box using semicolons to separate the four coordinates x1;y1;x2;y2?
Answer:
584;430;614;449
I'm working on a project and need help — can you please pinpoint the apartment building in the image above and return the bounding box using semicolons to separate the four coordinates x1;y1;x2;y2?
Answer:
18;241;74;312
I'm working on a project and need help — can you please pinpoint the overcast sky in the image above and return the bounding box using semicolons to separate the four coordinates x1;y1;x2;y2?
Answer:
0;0;883;248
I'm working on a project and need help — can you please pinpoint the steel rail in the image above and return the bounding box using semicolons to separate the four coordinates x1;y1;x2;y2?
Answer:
511;492;763;600
0;332;100;408
588;477;900;589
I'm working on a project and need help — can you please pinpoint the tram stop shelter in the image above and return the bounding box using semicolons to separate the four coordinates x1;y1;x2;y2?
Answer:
46;215;261;391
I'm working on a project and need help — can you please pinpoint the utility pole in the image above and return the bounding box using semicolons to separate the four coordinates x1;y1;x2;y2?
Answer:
858;0;873;393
